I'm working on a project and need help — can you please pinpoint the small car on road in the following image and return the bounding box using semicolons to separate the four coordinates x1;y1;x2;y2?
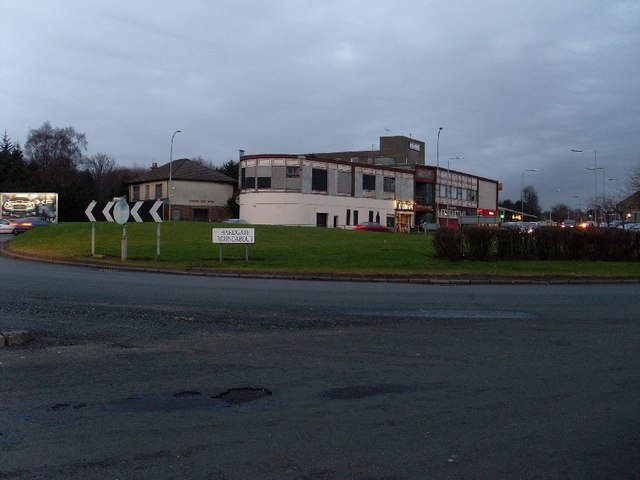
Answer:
0;218;16;234
12;216;51;234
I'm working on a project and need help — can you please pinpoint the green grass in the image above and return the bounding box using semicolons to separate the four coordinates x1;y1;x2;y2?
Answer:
6;222;640;278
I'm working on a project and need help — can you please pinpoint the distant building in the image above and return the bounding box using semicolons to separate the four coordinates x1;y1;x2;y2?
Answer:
617;191;640;222
238;136;500;229
129;159;235;221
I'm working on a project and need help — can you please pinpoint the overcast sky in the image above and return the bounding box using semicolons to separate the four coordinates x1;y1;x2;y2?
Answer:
2;0;639;210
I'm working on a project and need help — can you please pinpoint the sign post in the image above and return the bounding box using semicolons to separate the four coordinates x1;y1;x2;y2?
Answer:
85;199;164;259
113;197;130;261
212;228;255;262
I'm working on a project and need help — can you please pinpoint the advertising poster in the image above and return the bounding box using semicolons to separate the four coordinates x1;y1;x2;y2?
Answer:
1;193;58;223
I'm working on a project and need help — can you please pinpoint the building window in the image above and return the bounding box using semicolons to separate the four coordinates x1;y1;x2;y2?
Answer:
257;177;271;189
286;166;300;178
145;185;150;199
193;208;208;222
353;210;359;225
363;174;376;191
244;177;255;189
132;185;140;201
155;184;163;198
369;210;374;222
346;209;351;225
383;177;395;192
312;168;327;191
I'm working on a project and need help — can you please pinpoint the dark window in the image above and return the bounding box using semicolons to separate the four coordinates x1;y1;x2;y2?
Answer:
193;208;208;222
257;177;271;189
363;174;376;191
132;185;140;201
312;168;327;191
353;210;359;225
155;183;163;198
286;166;300;178
383;177;395;192
369;210;374;222
346;209;351;225
316;213;328;227
241;168;256;189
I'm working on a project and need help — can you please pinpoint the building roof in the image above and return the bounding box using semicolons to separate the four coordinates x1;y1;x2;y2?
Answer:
130;158;236;185
617;191;640;210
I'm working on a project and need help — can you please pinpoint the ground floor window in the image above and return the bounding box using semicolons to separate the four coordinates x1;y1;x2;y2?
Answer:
316;212;328;227
193;208;208;222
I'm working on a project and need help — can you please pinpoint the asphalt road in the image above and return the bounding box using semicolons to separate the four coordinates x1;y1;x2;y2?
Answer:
1;254;639;479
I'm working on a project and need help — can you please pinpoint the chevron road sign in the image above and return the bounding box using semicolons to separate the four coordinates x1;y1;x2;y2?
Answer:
85;199;164;223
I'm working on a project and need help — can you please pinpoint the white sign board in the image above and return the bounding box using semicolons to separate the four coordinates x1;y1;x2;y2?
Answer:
212;228;255;244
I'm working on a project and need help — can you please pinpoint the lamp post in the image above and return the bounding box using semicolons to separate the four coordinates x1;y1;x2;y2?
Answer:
586;166;605;223
521;169;538;219
435;127;443;226
168;130;181;221
447;156;465;227
572;148;598;221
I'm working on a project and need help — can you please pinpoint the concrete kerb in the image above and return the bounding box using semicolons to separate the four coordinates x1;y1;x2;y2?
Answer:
2;242;640;285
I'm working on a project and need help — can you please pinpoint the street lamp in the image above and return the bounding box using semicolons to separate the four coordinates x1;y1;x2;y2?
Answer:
521;169;537;219
435;127;443;226
447;156;465;226
587;166;605;223
572;148;598;220
168;130;181;220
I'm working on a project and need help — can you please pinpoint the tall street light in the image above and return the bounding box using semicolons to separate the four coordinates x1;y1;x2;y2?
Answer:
168;130;181;221
435;127;443;226
587;166;606;223
521;169;538;219
572;148;598;219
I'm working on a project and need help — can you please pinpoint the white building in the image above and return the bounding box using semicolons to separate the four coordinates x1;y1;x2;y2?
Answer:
239;155;415;230
238;136;500;229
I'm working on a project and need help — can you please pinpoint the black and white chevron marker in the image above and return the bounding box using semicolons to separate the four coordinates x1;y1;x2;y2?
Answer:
85;199;164;223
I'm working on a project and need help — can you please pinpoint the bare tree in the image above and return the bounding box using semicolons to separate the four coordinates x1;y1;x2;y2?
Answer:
25;121;87;188
81;153;117;200
625;163;640;194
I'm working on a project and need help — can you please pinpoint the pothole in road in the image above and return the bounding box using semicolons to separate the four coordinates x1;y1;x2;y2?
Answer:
103;387;272;412
324;383;416;400
213;387;273;405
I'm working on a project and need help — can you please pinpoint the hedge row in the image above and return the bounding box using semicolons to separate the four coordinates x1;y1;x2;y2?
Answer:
432;226;640;261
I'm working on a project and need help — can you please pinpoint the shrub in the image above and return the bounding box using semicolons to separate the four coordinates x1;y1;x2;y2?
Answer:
496;228;525;260
463;226;496;261
433;227;464;260
534;226;564;260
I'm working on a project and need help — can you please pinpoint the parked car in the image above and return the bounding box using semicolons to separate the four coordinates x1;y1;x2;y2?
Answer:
221;218;248;224
0;218;16;234
501;221;536;233
12;216;51;234
350;222;393;232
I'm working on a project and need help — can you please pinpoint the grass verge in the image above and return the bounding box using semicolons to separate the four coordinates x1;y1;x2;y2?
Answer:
5;222;640;279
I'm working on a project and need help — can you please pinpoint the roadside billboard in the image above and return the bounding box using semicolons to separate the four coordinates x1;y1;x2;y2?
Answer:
1;192;58;222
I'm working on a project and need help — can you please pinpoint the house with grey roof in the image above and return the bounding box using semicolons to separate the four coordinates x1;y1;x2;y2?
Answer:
128;158;236;221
